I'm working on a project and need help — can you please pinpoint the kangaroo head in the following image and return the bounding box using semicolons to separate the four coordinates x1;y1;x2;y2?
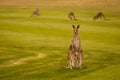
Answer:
72;25;80;35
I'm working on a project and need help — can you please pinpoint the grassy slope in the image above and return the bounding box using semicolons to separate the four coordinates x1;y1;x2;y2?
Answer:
0;0;120;80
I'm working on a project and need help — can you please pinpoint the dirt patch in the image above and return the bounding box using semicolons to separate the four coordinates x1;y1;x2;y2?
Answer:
0;0;119;11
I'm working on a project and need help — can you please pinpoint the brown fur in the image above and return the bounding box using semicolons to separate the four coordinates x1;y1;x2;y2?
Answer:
93;12;105;20
31;8;40;17
67;25;83;69
68;12;78;21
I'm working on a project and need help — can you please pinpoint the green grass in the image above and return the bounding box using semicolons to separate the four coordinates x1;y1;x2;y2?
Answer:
0;7;120;80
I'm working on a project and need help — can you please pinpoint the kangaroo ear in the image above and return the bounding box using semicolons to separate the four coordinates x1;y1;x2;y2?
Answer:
77;25;80;29
72;25;75;29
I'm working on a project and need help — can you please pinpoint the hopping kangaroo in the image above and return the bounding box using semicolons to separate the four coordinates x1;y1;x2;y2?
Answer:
93;12;106;20
31;8;40;17
68;12;78;21
67;25;83;69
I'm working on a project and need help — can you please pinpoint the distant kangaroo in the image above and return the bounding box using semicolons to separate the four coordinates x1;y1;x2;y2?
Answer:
67;25;83;69
93;12;106;20
68;12;78;21
31;8;40;17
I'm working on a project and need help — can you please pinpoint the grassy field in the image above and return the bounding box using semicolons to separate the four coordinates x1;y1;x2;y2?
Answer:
0;0;120;80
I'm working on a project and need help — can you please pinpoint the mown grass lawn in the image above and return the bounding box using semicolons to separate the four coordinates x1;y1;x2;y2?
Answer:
0;8;120;80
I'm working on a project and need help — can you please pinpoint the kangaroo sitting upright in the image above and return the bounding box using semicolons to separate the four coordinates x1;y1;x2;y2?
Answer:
67;25;83;69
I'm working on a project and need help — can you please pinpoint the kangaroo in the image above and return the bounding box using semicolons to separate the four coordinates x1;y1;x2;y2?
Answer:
93;12;106;20
67;25;83;69
68;12;78;21
31;8;40;17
